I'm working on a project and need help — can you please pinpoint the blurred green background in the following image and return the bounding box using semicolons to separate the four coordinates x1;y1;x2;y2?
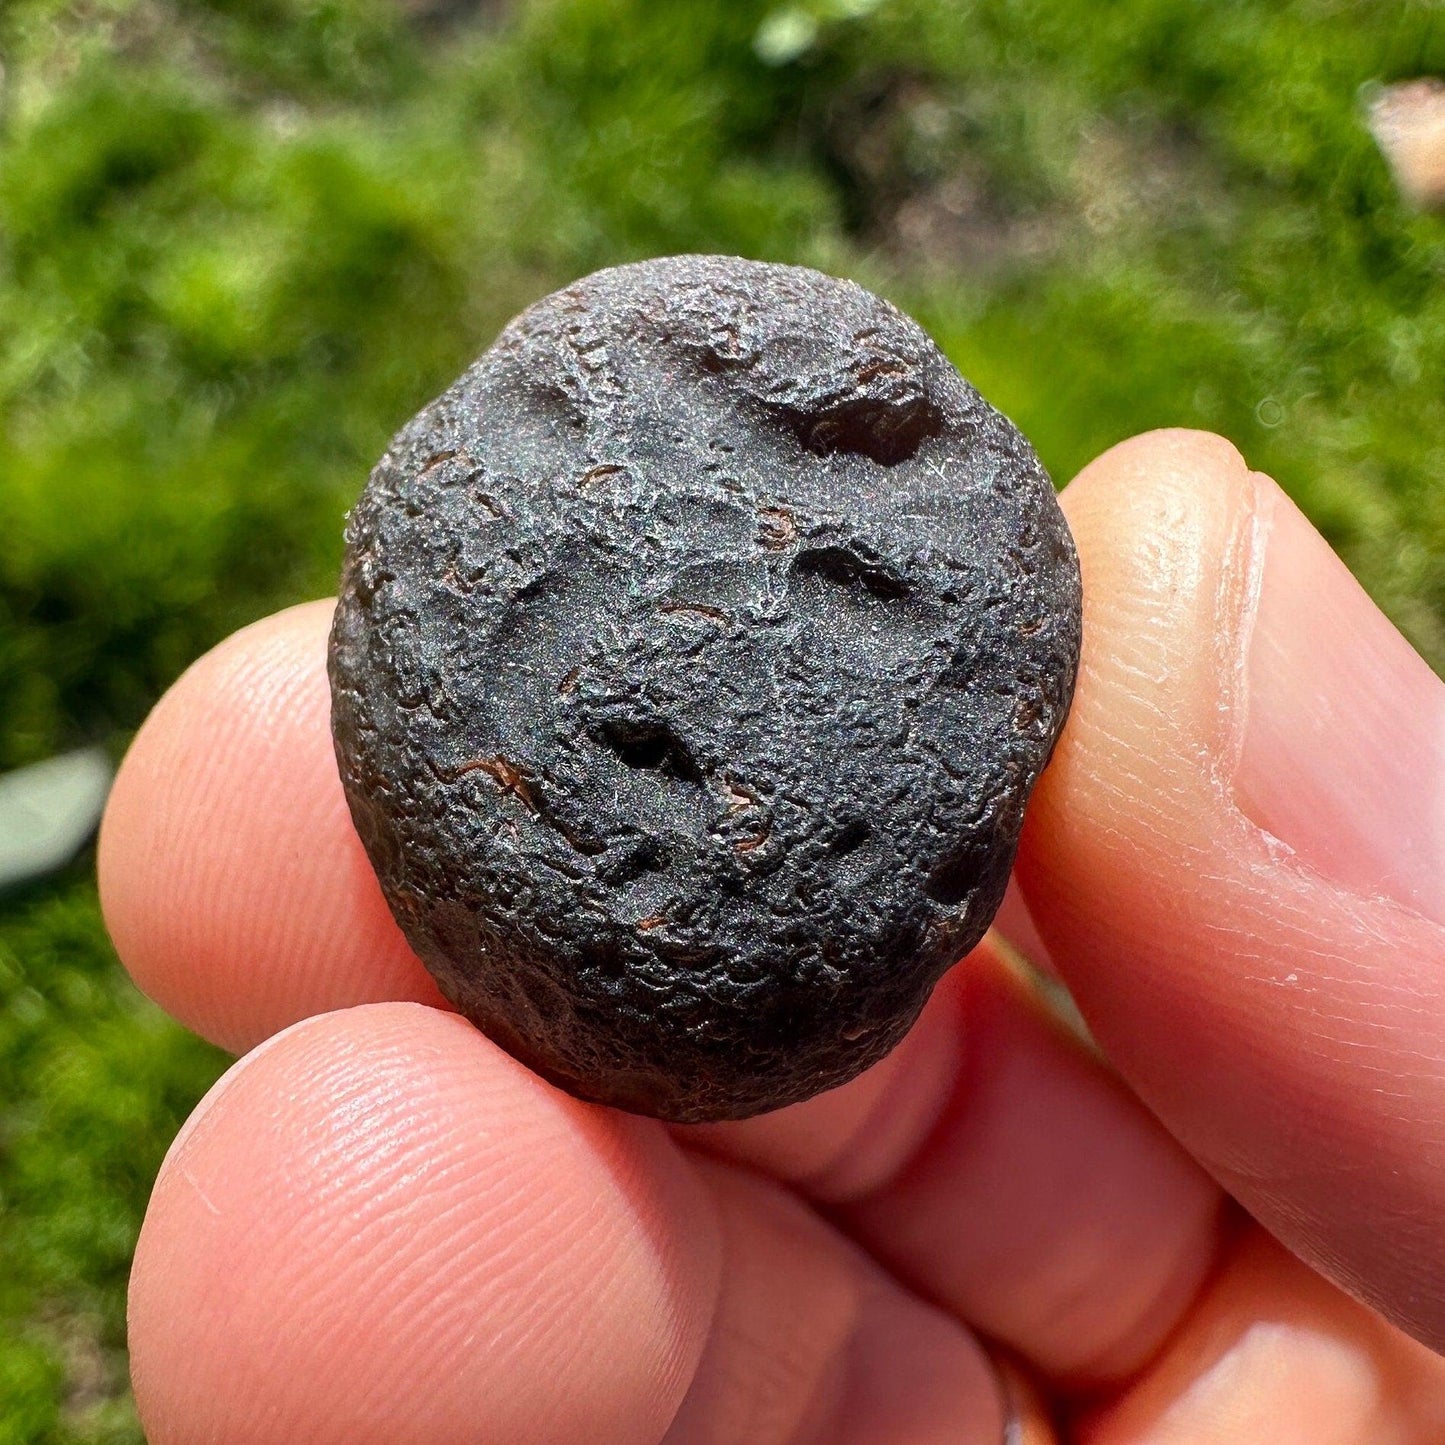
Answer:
1;0;1442;1436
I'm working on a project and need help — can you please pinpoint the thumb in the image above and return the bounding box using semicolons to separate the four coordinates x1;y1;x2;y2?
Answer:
1017;428;1445;1351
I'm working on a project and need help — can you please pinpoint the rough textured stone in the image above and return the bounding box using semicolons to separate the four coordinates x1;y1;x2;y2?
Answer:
329;255;1081;1122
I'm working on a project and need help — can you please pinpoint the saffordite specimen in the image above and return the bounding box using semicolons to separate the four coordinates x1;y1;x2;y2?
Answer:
329;255;1081;1122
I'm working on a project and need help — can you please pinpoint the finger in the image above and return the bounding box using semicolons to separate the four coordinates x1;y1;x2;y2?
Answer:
130;1003;719;1444
131;1003;1011;1445
1015;429;1445;1350
663;1158;1011;1445
1077;1227;1445;1443
99;600;443;1051
681;941;1224;1388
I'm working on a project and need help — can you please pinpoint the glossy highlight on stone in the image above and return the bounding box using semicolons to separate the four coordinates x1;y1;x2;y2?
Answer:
329;255;1081;1122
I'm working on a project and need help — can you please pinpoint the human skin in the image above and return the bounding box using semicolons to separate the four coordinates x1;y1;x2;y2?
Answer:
100;430;1445;1441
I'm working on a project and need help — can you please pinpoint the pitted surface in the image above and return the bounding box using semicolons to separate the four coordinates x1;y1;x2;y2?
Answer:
329;255;1081;1121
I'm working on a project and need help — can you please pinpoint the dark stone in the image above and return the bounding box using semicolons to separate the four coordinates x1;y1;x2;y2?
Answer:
328;255;1081;1122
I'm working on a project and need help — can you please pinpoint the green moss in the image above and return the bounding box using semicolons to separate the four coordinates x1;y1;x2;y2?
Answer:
2;0;1442;1425
0;874;225;1441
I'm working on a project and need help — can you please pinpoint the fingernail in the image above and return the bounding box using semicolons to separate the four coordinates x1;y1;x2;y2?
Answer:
1236;479;1445;927
985;1348;1051;1445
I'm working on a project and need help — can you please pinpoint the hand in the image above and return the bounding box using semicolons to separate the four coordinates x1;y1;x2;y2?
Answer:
100;430;1445;1442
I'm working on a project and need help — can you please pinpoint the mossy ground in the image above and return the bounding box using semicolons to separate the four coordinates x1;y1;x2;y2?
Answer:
2;1;1441;1435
